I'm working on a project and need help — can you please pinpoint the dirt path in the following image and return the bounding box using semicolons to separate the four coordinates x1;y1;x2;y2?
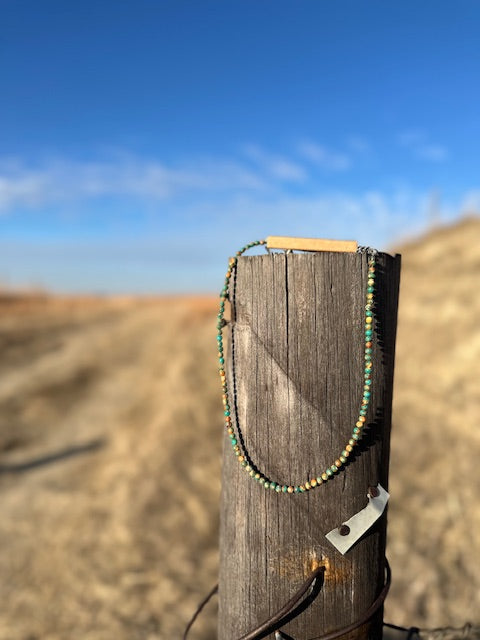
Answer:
0;297;220;640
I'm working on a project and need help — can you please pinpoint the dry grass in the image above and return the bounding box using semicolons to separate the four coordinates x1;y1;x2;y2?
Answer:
0;217;479;639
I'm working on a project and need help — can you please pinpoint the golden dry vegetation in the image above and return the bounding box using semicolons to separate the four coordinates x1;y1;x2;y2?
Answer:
0;218;479;639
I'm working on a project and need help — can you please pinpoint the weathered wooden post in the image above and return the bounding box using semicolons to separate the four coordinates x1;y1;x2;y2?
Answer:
219;239;401;639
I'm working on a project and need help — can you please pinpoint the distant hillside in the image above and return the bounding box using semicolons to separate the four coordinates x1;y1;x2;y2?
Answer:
387;214;480;625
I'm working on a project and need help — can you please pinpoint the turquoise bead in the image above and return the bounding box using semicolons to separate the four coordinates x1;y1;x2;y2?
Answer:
219;241;377;495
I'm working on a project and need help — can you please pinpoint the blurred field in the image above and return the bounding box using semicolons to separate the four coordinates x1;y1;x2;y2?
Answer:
0;218;479;639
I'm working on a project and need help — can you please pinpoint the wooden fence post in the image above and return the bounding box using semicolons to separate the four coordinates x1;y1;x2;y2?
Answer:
219;250;401;639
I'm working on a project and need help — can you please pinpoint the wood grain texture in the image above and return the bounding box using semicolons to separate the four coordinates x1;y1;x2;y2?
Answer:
219;251;401;640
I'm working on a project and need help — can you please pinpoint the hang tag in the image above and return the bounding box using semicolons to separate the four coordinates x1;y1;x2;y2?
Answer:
325;484;389;555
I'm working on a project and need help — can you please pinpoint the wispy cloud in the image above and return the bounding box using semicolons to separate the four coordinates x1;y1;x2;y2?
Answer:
397;129;448;163
297;140;351;171
346;136;371;154
0;155;270;212
415;144;449;162
242;144;307;182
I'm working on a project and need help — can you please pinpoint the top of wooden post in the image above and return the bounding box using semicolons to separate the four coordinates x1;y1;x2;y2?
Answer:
266;236;358;253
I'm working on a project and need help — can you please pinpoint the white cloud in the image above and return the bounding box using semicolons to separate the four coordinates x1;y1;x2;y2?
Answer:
396;129;448;163
242;144;307;182
415;144;449;162
459;189;480;213
346;136;371;154
0;156;270;212
397;129;425;148
297;141;351;171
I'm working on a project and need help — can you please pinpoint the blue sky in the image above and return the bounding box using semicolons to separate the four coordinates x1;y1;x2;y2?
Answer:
1;0;479;293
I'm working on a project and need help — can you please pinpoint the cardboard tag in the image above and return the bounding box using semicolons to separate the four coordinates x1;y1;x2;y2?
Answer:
325;484;389;555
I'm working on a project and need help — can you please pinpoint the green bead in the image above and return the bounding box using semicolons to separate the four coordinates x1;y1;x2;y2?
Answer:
230;438;237;445
282;485;288;493
224;410;230;416
270;482;277;490
340;455;347;464
275;485;282;492
352;433;360;440
367;287;374;293
316;477;323;484
294;486;300;493
326;469;333;477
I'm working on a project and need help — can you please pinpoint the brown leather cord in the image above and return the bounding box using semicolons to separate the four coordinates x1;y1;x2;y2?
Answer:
182;583;219;640
306;559;391;640
183;558;391;640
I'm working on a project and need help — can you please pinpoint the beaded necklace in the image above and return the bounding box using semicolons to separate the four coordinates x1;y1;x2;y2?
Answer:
216;240;377;494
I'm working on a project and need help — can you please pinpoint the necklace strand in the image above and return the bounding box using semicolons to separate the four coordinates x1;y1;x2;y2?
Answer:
216;240;376;494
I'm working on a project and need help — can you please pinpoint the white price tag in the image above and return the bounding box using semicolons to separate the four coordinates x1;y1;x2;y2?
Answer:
325;484;389;555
